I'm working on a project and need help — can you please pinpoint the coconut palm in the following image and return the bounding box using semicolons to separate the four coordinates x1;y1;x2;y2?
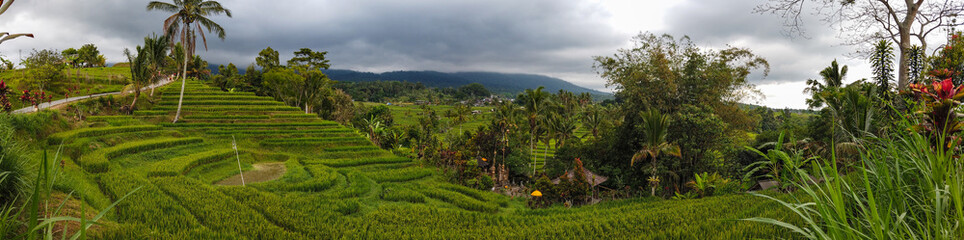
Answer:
147;0;232;123
522;87;548;175
631;108;681;196
124;45;150;110
805;60;848;108
144;34;171;97
582;105;603;139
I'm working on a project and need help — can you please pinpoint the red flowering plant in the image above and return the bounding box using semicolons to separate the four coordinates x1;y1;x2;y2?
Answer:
0;81;11;113
908;78;964;150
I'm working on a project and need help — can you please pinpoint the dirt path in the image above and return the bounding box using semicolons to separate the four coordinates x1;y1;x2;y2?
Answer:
216;162;286;186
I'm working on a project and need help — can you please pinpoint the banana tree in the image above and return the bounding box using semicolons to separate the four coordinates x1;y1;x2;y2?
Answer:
0;0;34;46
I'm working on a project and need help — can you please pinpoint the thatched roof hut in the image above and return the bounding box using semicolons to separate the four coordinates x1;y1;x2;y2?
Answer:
552;168;608;187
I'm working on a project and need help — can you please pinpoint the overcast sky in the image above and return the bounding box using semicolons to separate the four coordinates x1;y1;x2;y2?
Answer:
0;0;941;109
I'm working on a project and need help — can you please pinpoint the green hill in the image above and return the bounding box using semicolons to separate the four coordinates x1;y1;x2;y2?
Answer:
323;69;612;99
34;80;795;238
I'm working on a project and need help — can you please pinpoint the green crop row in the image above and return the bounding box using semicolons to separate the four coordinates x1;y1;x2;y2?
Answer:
315;156;410;168
317;150;394;159
434;182;509;207
48;125;163;144
133;110;168;116
173;96;275;102
364;167;434;183
271;114;315;118
78;137;203;172
414;185;500;213
207;128;353;135
86;115;133;122
380;184;426;203
161;91;255;96
152;177;306;239
162;122;337;128
99;172;208;234
259;137;372;147
152;106;301;111
332;171;375;198
323;146;382;152
217;186;343;238
284;164;339;192
158;100;285;106
183;115;270;120
148;149;237;177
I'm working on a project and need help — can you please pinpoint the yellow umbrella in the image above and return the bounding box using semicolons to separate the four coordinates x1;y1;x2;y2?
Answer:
531;190;543;197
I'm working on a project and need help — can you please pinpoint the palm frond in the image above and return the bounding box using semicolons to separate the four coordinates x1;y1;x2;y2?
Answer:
146;1;179;12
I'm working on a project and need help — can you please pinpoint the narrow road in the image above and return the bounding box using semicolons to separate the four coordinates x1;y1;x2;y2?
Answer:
13;77;177;114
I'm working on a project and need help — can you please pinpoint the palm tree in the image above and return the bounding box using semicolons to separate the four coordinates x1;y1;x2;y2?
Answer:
805;60;848;109
631;109;681;196
582;105;603;139
522;87;548;175
124;46;150;111
144;34;171;97
820;59;847;88
147;0;232;123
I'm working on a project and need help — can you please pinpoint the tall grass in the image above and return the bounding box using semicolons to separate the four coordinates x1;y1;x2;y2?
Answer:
746;115;964;239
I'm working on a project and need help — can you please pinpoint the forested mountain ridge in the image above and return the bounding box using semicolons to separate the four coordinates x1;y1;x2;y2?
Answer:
321;69;611;97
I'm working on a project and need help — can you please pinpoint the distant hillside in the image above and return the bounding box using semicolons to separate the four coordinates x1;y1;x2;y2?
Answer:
321;69;612;98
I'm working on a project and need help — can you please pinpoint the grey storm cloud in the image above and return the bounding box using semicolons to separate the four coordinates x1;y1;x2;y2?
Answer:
0;0;626;90
0;0;904;94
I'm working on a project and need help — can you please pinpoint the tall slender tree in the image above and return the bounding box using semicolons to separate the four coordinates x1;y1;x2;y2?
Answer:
148;0;232;123
870;40;895;97
521;87;548;175
124;46;150;110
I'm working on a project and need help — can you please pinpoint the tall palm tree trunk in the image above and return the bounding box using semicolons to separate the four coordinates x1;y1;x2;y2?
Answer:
172;42;189;123
651;157;658;196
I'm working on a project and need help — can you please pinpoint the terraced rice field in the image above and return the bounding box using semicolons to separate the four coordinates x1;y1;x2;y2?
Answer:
51;80;798;239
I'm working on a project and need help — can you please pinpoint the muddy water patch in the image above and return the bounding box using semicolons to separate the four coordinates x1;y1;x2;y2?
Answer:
216;162;286;185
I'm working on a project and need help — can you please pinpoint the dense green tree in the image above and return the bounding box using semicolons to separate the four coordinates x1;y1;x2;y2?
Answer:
458;83;490;99
287;48;332;114
21;49;65;91
61;48;80;67
148;0;232;123
77;43;101;67
256;47;280;71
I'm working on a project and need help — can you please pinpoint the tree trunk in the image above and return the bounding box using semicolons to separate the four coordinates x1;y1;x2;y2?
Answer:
131;91;140;114
172;45;189;123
